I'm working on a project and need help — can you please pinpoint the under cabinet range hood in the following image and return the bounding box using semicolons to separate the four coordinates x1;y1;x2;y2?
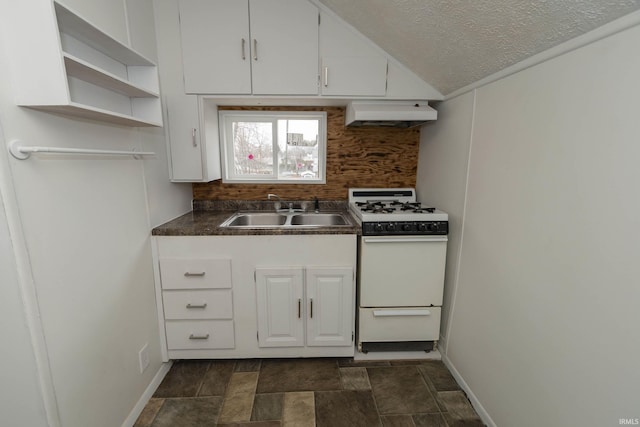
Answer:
345;101;437;128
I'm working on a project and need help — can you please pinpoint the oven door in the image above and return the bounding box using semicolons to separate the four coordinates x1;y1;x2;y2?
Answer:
359;235;447;307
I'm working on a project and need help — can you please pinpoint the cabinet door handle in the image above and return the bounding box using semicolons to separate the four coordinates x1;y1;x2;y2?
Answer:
310;298;313;318
186;303;207;309
253;39;258;60
184;272;205;277
191;128;197;147
323;66;328;87
298;298;301;318
241;38;246;60
188;333;210;340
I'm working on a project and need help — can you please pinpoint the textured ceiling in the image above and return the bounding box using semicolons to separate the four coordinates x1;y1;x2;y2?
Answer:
318;0;640;95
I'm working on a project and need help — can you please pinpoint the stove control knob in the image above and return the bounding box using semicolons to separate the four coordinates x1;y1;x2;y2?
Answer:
402;223;412;232
430;223;440;231
417;223;428;232
386;223;396;232
374;223;385;232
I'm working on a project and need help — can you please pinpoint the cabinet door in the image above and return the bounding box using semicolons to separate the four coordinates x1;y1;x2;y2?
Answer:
321;57;387;96
249;0;319;95
166;94;204;181
256;268;304;347
319;11;387;96
305;267;353;347
179;0;251;94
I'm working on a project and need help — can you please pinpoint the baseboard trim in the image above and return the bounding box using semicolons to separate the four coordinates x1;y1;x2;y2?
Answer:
441;353;497;427
121;361;173;427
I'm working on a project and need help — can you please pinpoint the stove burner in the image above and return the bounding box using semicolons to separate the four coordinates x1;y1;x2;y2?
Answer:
413;207;436;213
357;201;397;213
356;201;383;207
391;201;422;211
390;201;436;213
362;205;395;214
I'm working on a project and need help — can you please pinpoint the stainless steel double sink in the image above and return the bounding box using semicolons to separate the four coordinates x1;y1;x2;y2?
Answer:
220;211;352;228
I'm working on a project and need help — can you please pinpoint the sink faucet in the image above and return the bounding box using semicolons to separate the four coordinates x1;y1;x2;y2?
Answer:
268;193;291;212
267;193;283;211
267;193;304;212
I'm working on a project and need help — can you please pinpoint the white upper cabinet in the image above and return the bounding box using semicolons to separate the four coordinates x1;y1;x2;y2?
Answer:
386;61;443;100
319;11;387;97
179;0;319;95
4;1;162;127
249;0;319;95
179;0;251;94
155;0;221;182
165;95;204;181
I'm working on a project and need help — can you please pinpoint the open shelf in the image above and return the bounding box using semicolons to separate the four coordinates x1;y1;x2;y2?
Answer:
63;53;159;98
5;1;162;128
29;103;162;127
54;2;154;66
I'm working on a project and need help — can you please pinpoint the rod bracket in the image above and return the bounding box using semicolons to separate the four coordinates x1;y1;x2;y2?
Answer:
9;140;30;160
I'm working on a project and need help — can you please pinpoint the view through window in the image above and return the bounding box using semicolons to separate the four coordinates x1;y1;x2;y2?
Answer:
220;111;326;183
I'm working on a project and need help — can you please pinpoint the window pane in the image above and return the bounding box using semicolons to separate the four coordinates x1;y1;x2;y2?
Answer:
219;110;326;183
232;121;273;177
276;119;319;179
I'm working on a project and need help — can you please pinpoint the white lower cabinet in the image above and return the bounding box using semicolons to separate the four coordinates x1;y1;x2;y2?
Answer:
158;256;235;353
154;235;356;360
256;267;353;349
165;320;235;350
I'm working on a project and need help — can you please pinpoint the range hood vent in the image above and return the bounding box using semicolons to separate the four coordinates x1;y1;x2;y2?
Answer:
345;101;437;128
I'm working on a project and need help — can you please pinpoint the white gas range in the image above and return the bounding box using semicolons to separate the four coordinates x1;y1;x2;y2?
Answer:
348;188;449;354
349;188;448;235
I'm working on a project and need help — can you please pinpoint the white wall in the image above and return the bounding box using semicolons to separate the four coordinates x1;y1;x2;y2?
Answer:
0;0;190;425
416;93;474;350
0;123;49;427
418;19;640;427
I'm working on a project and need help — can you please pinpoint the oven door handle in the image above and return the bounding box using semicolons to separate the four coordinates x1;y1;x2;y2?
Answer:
362;236;448;243
373;309;432;317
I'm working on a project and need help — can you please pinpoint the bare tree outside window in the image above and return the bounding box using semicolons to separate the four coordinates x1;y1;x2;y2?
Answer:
232;121;273;176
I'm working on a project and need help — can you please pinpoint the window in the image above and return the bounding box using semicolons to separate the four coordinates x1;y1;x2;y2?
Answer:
219;110;326;183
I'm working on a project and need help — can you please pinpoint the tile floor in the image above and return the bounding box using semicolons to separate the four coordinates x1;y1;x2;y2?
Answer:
135;358;484;427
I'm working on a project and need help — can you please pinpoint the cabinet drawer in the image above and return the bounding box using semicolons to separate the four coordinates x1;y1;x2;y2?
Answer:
162;290;233;320
358;307;441;341
159;258;231;290
165;320;235;350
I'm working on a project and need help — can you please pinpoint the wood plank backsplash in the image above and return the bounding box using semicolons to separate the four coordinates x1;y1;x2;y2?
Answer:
192;106;420;200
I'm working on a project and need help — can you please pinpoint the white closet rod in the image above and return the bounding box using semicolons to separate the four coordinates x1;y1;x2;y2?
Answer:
8;140;155;160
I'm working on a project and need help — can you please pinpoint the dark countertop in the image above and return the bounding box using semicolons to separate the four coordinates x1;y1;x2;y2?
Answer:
152;200;361;236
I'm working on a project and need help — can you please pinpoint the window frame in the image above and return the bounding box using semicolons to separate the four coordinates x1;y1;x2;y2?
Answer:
218;110;327;184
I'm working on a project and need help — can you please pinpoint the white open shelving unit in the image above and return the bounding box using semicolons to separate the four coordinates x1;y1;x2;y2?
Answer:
6;1;162;127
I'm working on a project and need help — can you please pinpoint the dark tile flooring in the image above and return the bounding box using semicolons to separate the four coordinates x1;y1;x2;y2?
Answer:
135;358;484;427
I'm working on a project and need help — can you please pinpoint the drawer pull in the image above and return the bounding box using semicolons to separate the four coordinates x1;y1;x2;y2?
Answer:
310;298;313;318
184;272;205;277
188;333;210;340
186;303;207;309
373;309;431;317
298;298;301;319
